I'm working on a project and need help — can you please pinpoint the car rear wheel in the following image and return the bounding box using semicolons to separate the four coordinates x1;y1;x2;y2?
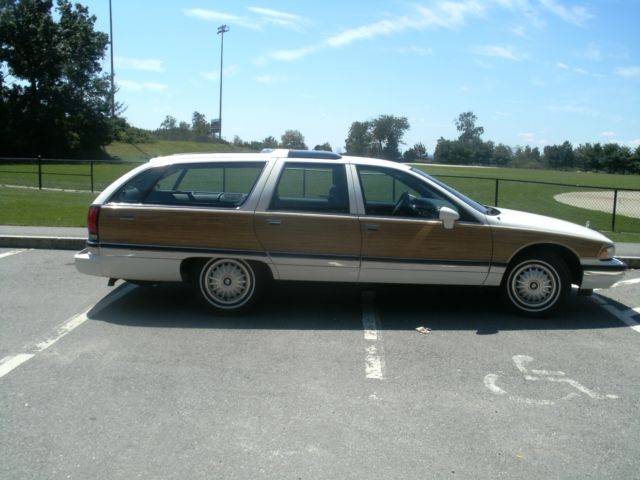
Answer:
194;258;260;313
502;252;570;316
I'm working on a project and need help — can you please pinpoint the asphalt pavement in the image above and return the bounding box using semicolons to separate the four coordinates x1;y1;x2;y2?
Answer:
1;248;639;479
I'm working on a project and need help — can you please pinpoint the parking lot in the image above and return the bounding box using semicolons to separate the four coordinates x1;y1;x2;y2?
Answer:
1;248;639;479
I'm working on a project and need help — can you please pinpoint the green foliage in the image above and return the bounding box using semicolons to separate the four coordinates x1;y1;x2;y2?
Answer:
155;112;221;143
344;115;410;160
313;142;332;152
280;129;307;149
0;0;113;157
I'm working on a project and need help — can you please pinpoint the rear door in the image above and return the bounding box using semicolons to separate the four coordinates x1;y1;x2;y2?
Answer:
253;161;361;282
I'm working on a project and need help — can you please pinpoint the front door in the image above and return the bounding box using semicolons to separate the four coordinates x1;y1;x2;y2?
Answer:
355;166;493;285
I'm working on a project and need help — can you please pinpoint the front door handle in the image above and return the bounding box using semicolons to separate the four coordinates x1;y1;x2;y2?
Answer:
267;219;282;226
366;223;380;231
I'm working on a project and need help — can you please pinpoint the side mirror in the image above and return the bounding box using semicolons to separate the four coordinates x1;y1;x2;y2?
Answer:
439;206;460;229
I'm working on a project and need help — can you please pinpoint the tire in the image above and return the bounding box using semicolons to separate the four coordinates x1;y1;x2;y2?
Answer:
193;258;261;314
502;252;570;316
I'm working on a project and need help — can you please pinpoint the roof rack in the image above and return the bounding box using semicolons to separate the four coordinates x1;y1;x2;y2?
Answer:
287;149;342;160
260;148;341;160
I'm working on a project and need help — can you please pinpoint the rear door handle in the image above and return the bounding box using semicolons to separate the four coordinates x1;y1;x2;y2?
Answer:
267;219;282;226
118;215;135;221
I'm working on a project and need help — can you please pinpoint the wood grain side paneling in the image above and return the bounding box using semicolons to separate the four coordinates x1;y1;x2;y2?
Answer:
99;206;262;251
361;219;493;261
490;227;605;263
254;212;361;256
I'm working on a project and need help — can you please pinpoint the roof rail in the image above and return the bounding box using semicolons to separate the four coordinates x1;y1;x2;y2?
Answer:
287;149;342;160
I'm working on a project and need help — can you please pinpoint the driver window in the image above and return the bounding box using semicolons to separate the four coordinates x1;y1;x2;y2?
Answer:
357;166;457;218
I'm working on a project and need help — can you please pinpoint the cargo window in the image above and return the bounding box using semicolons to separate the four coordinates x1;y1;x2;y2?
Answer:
110;162;265;208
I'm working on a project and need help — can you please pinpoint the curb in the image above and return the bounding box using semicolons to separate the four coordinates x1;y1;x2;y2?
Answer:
0;235;86;251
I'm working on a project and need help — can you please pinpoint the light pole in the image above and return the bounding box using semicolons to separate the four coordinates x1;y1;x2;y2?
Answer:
108;0;115;117
217;24;229;141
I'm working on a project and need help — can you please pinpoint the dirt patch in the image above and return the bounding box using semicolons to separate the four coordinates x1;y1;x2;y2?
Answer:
554;191;640;219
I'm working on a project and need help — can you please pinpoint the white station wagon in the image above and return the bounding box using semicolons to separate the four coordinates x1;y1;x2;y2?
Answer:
75;149;626;316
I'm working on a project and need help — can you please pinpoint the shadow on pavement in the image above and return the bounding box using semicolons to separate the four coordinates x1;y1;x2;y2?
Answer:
86;280;627;333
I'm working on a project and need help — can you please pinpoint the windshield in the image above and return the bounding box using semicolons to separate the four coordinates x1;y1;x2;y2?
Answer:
410;167;494;215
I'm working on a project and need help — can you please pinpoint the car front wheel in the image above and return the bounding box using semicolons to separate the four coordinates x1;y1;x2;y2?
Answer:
194;258;260;314
502;252;570;316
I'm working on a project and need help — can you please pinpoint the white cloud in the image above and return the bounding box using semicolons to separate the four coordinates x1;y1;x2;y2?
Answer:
117;80;167;92
269;46;316;61
201;65;239;81
627;139;640;147
397;45;433;56
556;61;569;69
600;131;615;137
538;0;593;26
184;9;260;30
115;56;165;72
256;74;287;84
248;6;304;29
325;1;485;48
615;66;640;78
474;45;523;61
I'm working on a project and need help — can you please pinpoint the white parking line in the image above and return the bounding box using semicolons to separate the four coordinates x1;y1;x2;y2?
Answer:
611;278;640;288
593;296;640;334
362;291;385;380
0;283;135;380
0;248;30;259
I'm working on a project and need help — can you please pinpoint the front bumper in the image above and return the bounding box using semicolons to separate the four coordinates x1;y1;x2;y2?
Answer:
581;258;627;289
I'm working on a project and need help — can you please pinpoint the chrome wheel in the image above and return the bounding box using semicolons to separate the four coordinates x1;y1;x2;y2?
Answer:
510;262;558;310
503;253;570;316
198;258;255;310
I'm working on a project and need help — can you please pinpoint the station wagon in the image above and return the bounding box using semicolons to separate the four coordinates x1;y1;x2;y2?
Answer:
75;149;626;316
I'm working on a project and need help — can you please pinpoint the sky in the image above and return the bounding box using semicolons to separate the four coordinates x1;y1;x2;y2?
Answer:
81;0;640;154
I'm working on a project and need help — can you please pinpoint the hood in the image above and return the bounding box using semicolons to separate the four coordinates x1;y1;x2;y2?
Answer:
485;208;613;244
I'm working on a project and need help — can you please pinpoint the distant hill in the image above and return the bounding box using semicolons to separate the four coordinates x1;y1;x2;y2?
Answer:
104;140;257;162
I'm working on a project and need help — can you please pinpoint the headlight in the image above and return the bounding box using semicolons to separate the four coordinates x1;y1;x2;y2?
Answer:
598;245;615;260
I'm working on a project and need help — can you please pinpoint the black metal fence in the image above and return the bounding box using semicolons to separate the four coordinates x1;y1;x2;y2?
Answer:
435;174;640;234
0;156;143;193
1;157;639;234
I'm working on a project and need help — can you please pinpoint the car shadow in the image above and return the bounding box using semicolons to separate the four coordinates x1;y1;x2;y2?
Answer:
87;281;628;333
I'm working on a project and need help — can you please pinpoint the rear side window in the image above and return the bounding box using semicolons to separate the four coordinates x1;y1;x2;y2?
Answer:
270;163;349;214
110;162;265;208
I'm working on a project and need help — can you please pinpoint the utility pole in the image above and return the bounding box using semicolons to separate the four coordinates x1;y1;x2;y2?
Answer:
109;0;115;117
217;24;229;141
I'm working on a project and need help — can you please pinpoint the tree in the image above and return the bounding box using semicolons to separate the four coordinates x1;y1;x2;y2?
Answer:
191;111;209;138
280;129;307;149
402;142;428;162
0;0;112;156
344;121;372;156
344;115;410;160
372;115;410;160
262;136;278;149
314;142;332;152
456;111;484;143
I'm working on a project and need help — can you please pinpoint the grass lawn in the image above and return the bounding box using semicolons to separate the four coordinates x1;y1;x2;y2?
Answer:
0;187;95;227
1;153;639;242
